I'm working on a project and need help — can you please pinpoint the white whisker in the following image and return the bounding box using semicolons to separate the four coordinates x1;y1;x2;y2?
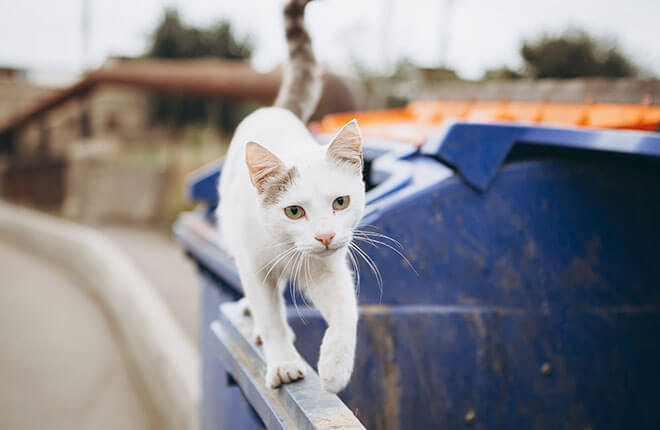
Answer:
295;253;311;308
347;246;361;297
349;242;383;301
283;251;302;321
258;245;295;271
261;247;296;284
291;251;308;321
353;229;418;276
354;229;404;248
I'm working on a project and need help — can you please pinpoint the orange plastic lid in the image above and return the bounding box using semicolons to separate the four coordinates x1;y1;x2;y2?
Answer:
313;101;660;145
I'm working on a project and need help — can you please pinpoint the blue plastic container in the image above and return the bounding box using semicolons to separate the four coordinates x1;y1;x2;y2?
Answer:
176;122;660;429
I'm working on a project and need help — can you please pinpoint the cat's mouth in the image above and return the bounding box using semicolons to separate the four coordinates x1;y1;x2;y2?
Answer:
315;248;338;256
310;244;345;257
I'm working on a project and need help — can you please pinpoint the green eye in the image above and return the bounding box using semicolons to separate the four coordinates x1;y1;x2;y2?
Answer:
284;205;305;220
332;195;350;211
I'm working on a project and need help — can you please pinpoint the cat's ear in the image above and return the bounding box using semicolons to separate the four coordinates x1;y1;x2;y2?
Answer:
326;119;363;171
245;142;285;191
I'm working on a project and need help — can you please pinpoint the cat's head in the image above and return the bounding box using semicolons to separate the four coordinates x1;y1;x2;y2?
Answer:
245;120;365;257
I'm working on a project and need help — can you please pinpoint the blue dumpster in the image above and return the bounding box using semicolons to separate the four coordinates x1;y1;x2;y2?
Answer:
176;122;660;429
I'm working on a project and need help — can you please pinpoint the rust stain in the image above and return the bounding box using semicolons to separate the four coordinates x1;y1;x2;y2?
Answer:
473;254;486;269
315;408;365;429
497;266;524;294
363;315;401;430
524;240;537;259
455;243;469;258
471;312;487;339
457;295;478;306
360;304;393;315
561;257;601;286
470;312;488;362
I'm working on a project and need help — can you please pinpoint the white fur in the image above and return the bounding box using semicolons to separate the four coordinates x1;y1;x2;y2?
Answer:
217;107;363;392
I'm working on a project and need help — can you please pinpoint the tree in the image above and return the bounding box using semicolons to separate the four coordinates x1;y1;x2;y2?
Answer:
146;10;253;131
481;67;523;81
148;10;251;60
521;30;637;79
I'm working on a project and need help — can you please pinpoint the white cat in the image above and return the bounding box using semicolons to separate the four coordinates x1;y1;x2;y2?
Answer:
217;0;363;393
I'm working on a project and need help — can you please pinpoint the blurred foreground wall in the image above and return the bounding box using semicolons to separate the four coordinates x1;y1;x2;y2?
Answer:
0;202;199;429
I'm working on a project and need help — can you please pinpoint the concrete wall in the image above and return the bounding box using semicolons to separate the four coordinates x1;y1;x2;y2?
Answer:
64;158;168;224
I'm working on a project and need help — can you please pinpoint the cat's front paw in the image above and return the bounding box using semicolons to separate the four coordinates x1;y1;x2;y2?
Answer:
318;343;354;393
266;360;306;389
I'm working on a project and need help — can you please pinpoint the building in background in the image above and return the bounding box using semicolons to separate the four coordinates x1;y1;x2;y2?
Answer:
0;58;356;160
0;66;60;131
0;58;356;221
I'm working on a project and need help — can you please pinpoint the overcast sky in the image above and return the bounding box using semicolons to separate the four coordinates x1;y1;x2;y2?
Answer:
1;0;659;85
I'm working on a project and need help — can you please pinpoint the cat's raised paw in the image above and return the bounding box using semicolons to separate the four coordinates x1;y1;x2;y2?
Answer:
266;360;306;389
318;346;354;393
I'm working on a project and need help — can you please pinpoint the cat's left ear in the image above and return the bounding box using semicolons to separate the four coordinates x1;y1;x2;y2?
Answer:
326;119;363;171
245;141;285;192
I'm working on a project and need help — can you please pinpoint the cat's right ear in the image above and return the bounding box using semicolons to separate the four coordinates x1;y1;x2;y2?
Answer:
326;119;363;171
245;142;285;192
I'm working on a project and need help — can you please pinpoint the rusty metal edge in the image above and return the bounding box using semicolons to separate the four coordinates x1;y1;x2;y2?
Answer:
211;302;366;430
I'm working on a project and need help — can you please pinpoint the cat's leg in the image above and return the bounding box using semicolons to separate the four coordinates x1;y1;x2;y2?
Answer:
306;261;358;393
276;280;297;344
236;259;306;388
238;297;264;345
239;293;294;345
238;297;251;316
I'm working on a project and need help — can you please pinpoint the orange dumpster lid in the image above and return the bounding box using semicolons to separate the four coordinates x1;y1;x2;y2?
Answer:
313;101;660;145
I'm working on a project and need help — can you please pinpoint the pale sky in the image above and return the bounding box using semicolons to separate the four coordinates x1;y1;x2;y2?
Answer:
1;0;659;86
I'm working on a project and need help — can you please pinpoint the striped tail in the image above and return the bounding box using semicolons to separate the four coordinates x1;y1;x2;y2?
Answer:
274;0;321;123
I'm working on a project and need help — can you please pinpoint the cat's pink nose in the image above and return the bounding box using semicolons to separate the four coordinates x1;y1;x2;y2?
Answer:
314;232;335;249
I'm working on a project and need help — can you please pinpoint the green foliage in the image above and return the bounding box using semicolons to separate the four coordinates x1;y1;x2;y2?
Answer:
148;10;252;60
418;67;462;82
482;67;523;81
352;58;464;109
521;30;638;79
146;10;253;132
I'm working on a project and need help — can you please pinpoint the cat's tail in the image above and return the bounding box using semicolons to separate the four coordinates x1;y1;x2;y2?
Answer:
274;0;322;123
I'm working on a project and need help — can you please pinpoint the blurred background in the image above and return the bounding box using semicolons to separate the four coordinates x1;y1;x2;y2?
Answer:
0;0;658;429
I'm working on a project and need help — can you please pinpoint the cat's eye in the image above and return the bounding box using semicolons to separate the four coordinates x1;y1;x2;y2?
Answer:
332;195;350;211
284;205;305;220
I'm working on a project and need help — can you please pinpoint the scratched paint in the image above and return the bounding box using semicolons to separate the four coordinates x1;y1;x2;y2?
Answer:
363;314;401;430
